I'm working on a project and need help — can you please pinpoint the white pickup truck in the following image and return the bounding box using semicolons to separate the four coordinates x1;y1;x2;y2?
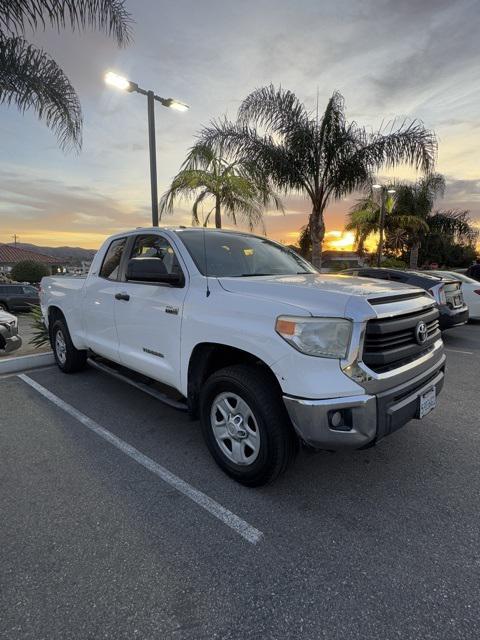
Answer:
41;227;446;486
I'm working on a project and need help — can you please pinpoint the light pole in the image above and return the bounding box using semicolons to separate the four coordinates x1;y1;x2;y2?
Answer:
372;183;396;267
104;71;189;227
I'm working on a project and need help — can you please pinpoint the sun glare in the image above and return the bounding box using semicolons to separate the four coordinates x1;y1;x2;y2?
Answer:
324;230;356;250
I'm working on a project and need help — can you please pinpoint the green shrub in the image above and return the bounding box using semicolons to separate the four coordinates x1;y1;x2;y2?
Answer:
11;261;51;283
28;305;50;349
380;257;408;269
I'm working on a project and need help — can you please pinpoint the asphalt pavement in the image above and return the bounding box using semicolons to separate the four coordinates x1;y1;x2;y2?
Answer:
1;323;479;640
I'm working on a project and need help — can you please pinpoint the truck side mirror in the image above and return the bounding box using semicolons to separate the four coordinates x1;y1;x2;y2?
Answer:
125;258;184;287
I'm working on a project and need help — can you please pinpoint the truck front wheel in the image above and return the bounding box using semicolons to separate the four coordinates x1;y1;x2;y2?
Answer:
51;319;87;373
200;365;297;486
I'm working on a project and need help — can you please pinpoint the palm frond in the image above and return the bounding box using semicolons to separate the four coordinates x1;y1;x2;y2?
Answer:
27;304;50;349
159;169;216;216
181;141;218;171
428;209;479;243
346;208;378;228
201;119;314;196
355;120;437;174
0;35;82;150
0;0;133;46
191;189;209;225
238;84;309;135
389;214;429;233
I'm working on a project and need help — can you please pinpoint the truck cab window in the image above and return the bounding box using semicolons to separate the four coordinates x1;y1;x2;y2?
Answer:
99;237;127;280
130;235;183;276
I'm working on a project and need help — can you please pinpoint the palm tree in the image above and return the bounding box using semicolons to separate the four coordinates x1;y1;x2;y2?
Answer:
199;86;437;267
346;187;428;256
392;174;446;268
0;1;132;151
159;142;283;230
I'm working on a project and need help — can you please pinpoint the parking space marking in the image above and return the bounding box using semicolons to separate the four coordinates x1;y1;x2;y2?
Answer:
18;374;264;545
445;348;474;355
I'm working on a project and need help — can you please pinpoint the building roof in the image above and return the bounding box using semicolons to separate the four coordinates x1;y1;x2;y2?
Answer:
0;244;60;265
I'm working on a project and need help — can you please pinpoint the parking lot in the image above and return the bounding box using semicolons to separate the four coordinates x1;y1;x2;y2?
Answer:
1;323;479;640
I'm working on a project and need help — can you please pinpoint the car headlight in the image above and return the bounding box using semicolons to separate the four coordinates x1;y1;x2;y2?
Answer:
275;316;352;358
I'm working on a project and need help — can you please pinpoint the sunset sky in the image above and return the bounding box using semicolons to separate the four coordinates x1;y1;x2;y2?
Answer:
0;0;479;250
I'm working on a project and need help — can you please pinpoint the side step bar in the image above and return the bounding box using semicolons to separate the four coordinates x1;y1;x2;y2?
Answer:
87;357;188;412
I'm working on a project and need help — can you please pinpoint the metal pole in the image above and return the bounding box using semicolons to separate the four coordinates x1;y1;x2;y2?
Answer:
147;90;159;227
376;188;386;267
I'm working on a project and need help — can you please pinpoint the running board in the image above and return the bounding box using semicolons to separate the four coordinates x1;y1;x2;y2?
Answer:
87;357;188;412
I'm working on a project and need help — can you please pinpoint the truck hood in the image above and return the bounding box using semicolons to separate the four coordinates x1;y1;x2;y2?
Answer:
218;273;423;317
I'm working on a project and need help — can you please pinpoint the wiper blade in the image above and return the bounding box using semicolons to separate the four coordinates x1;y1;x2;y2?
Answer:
237;273;274;277
233;271;312;277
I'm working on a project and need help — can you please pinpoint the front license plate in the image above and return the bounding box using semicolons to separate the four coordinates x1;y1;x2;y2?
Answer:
419;387;436;419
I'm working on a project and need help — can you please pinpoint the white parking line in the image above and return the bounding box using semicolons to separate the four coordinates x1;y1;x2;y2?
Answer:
445;348;474;355
18;374;264;545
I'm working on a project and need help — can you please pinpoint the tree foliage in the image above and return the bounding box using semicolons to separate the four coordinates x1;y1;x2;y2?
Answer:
159;141;283;230
199;85;437;267
11;260;50;283
346;185;429;256
346;174;479;268
28;304;50;348
0;0;133;150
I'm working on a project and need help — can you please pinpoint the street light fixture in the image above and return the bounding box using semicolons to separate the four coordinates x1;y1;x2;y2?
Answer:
372;182;396;267
104;71;189;226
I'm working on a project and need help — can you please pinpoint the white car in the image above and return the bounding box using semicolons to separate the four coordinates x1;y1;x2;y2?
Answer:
40;228;446;485
426;271;480;320
0;309;22;355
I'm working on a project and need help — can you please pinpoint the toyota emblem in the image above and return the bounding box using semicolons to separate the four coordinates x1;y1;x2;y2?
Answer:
415;321;428;345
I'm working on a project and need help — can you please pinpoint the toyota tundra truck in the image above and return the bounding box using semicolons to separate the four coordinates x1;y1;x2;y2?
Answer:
40;228;446;486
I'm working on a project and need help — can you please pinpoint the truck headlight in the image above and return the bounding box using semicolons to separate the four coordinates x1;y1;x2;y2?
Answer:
275;316;352;358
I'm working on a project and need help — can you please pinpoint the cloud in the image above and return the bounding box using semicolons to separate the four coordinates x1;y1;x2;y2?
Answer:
1;0;479;247
368;0;479;109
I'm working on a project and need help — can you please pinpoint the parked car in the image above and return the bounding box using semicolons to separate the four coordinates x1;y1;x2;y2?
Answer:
424;270;480;320
340;267;469;330
0;309;22;355
0;283;40;312
41;228;446;485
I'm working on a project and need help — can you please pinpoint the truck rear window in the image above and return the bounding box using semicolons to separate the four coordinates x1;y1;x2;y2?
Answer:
100;237;127;280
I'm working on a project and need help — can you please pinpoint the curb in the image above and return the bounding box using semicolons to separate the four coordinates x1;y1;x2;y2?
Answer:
0;351;55;376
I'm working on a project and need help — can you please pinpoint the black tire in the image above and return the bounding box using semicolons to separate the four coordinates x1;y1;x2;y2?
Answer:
200;364;298;487
51;318;87;373
0;302;8;312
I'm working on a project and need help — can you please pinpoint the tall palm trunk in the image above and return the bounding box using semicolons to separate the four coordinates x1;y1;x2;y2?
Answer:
215;194;222;228
409;240;420;269
310;205;325;269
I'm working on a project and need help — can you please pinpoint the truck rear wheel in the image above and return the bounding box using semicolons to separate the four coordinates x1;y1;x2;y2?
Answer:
51;319;87;373
200;364;297;486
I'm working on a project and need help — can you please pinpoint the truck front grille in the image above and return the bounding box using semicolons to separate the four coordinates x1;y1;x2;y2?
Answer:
362;306;440;373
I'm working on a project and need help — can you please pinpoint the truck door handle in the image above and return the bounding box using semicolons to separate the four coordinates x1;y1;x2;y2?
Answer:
115;292;130;301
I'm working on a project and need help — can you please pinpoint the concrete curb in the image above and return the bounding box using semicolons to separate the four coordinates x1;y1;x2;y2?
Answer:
0;351;55;375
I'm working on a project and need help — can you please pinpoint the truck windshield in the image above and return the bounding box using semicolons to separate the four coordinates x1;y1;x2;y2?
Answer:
177;230;316;277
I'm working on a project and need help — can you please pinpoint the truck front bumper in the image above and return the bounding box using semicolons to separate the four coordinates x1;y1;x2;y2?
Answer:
283;354;446;450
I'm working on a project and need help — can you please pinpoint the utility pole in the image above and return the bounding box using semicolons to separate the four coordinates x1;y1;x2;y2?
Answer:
12;234;19;246
372;184;396;267
376;192;386;268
